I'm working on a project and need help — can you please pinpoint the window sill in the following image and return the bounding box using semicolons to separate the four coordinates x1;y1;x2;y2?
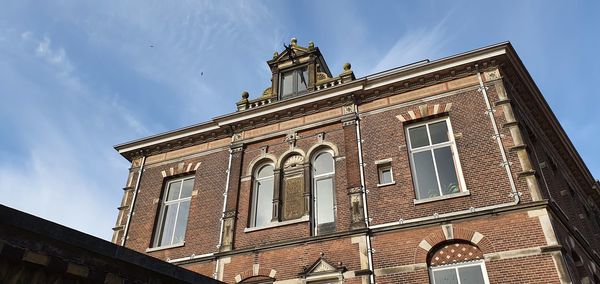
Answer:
377;181;396;188
245;216;309;233
146;242;185;252
413;191;470;205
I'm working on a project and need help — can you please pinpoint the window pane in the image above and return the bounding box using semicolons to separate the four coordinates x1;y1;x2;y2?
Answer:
173;201;190;244
434;147;459;195
180;179;194;198
316;178;335;224
433;268;459;284
158;204;177;246
297;68;308;92
166;181;181;201
409;126;429;148
257;164;274;179
313;152;334;175
379;168;392;184
429;121;450;144
458;265;485;284
413;151;439;199
281;71;294;97
255;178;274;227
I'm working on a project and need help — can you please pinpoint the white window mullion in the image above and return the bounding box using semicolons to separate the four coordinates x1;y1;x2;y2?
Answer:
425;121;433;146
430;147;444;196
169;201;181;245
455;267;462;284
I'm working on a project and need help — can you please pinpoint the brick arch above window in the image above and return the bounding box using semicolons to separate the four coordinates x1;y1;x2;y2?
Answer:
428;241;484;267
275;148;306;169
234;267;277;283
414;225;495;263
246;153;277;177
395;102;453;123
160;161;201;178
305;141;340;161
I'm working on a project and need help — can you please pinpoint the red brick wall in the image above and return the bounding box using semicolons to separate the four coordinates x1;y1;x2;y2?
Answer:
361;87;532;226
125;150;229;260
221;237;361;283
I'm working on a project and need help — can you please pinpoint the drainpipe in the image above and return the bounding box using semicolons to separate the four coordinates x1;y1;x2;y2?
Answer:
122;155;146;246
355;114;375;284
476;66;520;204
214;148;234;279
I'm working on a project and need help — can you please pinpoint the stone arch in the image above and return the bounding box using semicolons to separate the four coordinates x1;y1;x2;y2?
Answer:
427;240;484;267
234;267;277;283
305;141;340;161
395;102;453;123
275;148;306;169
247;154;277;177
414;225;495;264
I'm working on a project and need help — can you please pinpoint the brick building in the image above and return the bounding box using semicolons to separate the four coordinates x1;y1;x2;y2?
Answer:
111;39;600;284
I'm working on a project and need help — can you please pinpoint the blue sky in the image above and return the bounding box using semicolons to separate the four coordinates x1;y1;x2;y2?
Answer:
0;1;598;240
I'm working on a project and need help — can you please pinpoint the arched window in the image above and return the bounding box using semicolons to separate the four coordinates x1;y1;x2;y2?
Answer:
428;241;490;284
251;163;274;227
311;150;336;235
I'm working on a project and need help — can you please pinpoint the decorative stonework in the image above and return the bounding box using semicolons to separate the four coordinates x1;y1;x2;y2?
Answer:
220;214;235;252
282;175;305;220
342;104;356;115
429;242;483;267
395;103;452;123
160;162;200;178
317;72;330;82
415;226;495;263
283;155;304;169
300;255;346;277
234;268;277;283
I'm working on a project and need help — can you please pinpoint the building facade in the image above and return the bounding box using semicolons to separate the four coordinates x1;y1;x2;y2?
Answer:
111;40;600;284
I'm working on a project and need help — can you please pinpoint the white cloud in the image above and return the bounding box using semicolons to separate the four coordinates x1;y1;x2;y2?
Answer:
0;30;147;240
20;31;31;40
370;16;451;74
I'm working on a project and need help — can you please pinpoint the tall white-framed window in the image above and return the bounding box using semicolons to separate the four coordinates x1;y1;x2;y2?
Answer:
251;163;275;227
311;150;336;235
153;176;194;248
406;118;466;200
430;261;490;284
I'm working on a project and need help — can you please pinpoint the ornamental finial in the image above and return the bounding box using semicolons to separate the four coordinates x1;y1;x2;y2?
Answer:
343;62;352;71
290;37;297;46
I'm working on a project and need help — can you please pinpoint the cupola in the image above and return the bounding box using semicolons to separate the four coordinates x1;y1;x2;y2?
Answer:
236;38;355;111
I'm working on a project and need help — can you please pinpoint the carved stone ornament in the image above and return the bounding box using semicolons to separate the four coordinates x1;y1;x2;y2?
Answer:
283;155;304;169
300;256;346;277
282;175;305;220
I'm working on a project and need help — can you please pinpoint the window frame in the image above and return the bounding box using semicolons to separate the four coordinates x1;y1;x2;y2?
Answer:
376;160;395;187
279;65;309;99
250;163;275;228
405;117;467;201
152;176;194;249
311;149;337;236
429;260;490;284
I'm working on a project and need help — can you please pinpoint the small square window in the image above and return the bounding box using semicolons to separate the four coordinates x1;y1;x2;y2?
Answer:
377;163;394;186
